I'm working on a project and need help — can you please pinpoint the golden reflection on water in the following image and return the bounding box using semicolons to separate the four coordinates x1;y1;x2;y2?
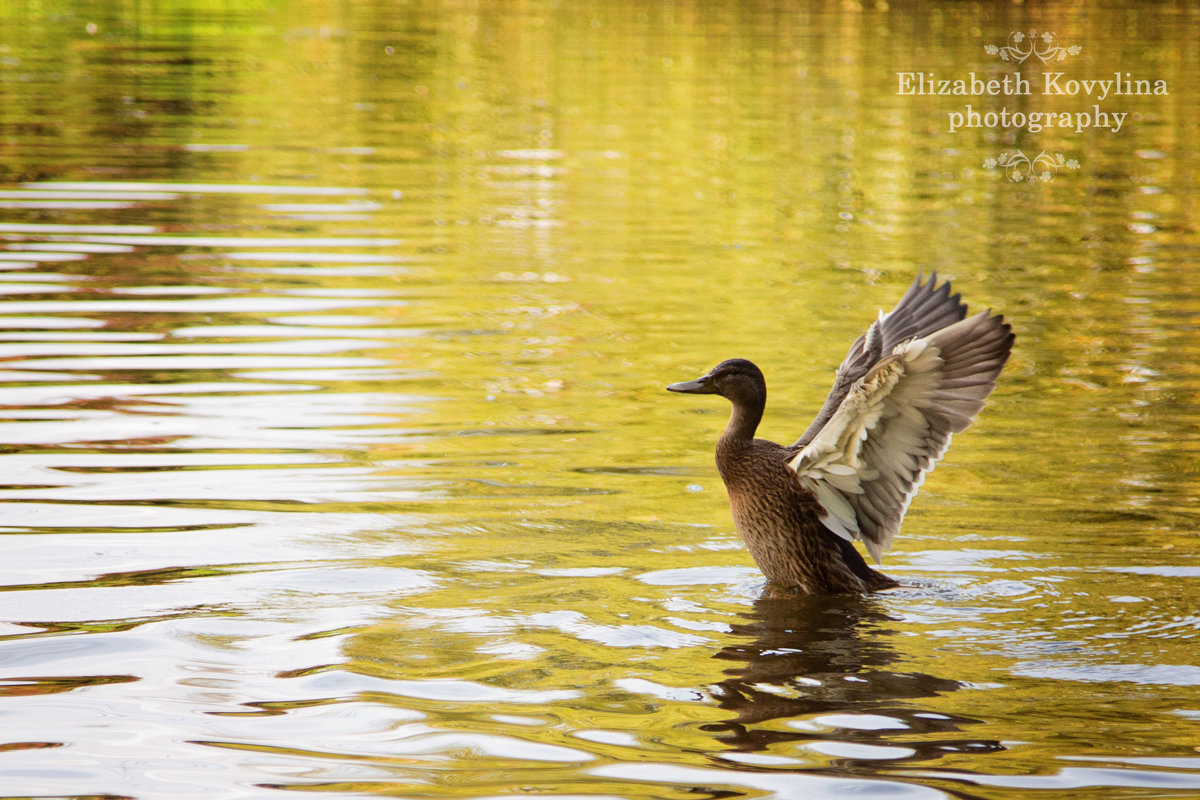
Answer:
0;0;1198;797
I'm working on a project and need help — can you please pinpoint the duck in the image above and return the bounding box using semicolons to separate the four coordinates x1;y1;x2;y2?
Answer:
667;273;1014;594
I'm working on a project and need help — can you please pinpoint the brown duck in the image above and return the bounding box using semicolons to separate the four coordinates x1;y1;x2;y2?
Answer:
667;274;1014;594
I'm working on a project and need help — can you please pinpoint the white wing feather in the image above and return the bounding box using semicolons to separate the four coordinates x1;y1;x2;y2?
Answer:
788;310;1011;563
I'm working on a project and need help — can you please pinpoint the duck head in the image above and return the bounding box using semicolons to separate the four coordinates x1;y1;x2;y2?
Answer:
667;358;766;410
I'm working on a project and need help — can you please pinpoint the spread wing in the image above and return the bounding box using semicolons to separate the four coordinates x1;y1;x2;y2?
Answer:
794;272;970;449
787;306;1014;563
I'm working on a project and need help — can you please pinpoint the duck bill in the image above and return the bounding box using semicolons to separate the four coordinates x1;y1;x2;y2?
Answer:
666;374;717;394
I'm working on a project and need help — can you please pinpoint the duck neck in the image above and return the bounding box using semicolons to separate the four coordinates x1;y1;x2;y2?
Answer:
719;396;764;449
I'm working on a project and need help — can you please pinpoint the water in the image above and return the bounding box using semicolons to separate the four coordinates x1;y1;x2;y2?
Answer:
1;1;1198;798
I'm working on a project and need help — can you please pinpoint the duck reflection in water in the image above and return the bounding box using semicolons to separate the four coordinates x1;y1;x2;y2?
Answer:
668;273;1014;595
706;593;1005;765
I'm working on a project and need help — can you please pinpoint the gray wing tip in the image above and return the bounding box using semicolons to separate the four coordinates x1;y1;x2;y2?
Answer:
885;272;970;349
979;307;1017;361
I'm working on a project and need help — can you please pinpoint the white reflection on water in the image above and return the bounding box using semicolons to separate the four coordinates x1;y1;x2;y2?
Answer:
0;251;87;262
22;181;369;195
0;297;376;313
591;763;949;799
916;766;1200;792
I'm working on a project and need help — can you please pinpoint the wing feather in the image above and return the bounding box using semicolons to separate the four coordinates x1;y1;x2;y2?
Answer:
789;306;1014;563
793;272;970;449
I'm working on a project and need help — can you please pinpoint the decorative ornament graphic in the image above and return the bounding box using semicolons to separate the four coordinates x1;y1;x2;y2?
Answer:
983;150;1081;183
984;30;1082;64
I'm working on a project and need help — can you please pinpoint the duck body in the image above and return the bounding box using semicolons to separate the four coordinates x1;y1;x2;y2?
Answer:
668;274;1014;595
717;433;898;593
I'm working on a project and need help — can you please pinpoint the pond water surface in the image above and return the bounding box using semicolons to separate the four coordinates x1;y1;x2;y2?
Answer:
1;1;1199;799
